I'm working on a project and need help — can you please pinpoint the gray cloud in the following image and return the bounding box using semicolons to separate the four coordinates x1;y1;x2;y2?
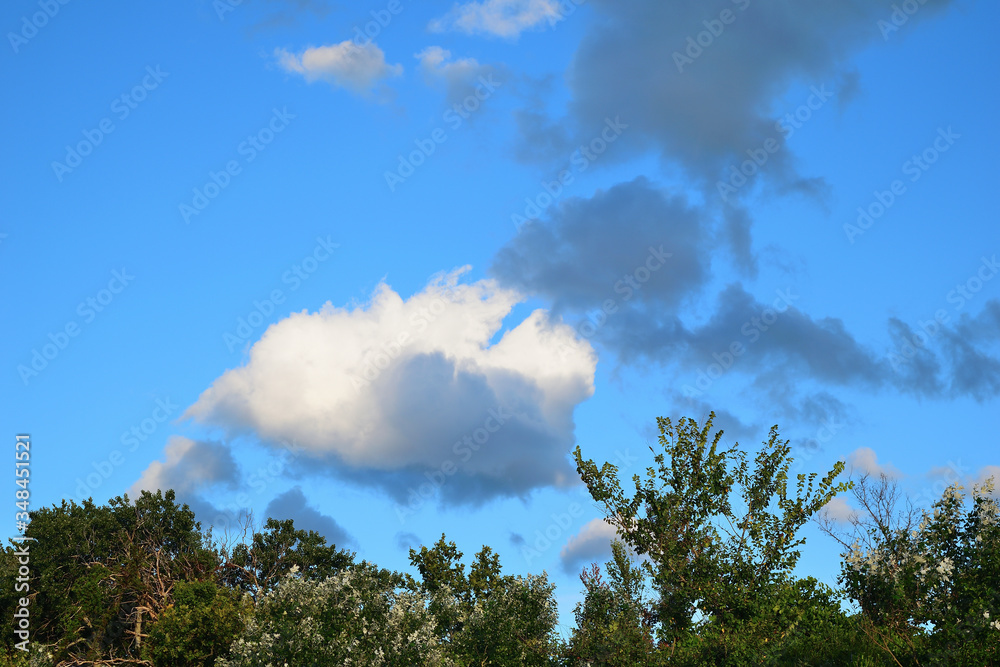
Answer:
678;285;883;386
395;531;422;551
888;318;947;397
264;486;354;546
490;178;897;404
665;398;761;444
778;391;851;428
491;175;1000;414
130;437;239;498
721;206;758;277
592;279;887;392
886;300;1000;402
504;0;957;302
207;0;337;33
492;177;711;314
937;301;1000;401
542;0;954;188
512;76;574;163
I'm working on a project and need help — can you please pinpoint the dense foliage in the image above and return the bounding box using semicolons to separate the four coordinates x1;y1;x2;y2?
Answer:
2;413;996;665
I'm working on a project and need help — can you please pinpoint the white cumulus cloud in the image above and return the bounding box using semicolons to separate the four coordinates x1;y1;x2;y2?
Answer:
560;518;618;572
820;495;858;524
183;268;597;505
275;40;402;93
846;446;902;479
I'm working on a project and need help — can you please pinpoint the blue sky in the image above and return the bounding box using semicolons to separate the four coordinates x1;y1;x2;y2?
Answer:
2;0;998;632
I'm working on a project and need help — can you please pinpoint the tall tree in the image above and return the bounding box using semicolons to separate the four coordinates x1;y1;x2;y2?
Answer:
574;413;851;653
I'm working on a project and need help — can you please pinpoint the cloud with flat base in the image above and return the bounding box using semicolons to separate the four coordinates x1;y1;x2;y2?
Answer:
183;268;597;506
559;518;618;573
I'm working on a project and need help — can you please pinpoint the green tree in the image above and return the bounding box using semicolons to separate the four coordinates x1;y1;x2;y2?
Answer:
410;535;563;665
218;517;355;601
409;534;472;641
0;490;217;664
573;413;851;657
566;541;658;666
143;579;247;667
824;474;1000;665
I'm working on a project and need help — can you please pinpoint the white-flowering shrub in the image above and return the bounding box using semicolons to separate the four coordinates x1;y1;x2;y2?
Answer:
840;477;1000;659
218;564;450;667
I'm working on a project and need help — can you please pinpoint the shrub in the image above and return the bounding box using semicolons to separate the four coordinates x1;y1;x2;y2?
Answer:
832;476;1000;665
143;579;247;667
218;563;447;666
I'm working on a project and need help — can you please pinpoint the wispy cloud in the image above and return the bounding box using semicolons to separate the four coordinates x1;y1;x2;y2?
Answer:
416;46;505;106
430;0;563;39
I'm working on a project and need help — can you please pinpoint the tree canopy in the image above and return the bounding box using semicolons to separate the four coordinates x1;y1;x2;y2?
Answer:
2;413;996;666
